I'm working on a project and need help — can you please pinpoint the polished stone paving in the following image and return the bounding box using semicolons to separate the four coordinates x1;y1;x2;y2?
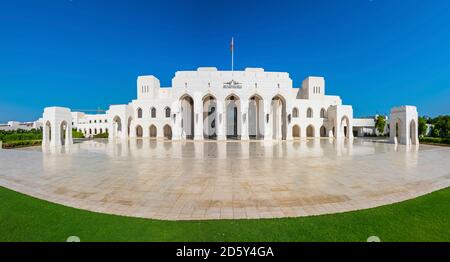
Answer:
0;138;449;220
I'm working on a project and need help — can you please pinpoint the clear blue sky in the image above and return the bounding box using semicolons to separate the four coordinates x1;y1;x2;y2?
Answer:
1;0;450;122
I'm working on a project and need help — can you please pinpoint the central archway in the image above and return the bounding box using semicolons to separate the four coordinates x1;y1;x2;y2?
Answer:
203;94;217;139
248;94;264;139
271;95;286;140
225;94;241;140
180;94;194;139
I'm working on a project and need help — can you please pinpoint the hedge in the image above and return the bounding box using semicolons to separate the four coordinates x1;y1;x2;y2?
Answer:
0;129;42;142
419;136;450;145
2;140;42;149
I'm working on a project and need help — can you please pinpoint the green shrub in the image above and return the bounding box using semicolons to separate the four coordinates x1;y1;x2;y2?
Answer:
0;129;42;142
72;128;85;139
2;140;42;149
419;137;450;145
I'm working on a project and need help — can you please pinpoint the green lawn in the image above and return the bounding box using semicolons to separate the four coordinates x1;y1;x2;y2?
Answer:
0;186;449;242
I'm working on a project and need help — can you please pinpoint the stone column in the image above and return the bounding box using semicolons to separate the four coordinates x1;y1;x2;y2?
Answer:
172;101;182;140
216;100;226;140
264;100;272;141
240;99;249;140
194;94;204;140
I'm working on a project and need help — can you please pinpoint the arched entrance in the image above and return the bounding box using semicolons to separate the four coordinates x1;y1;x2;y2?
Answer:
341;116;350;138
306;125;315;137
180;94;194;139
394;118;402;144
60;121;68;145
150;125;157;138
320;126;327;137
410;120;417;145
127;117;133;137
248;94;264;139
225;94;241;139
271;95;287;140
113;116;122;139
292;125;300;139
203;94;217;139
136;125;143;138
163;125;172;140
45;121;52;144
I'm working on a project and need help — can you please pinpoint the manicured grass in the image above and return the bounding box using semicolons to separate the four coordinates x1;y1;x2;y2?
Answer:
0;186;449;242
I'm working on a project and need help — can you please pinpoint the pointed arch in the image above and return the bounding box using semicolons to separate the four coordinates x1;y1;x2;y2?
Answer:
306;124;315;137
292;125;300;139
271;94;287;140
307;108;313;118
249;94;264;139
149;124;157;138
163;124;172;140
292;107;299;118
180;94;194;139
136;125;143;137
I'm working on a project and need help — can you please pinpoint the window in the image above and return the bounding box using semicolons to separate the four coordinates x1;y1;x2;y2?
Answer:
105;119;108;123
99;120;102;123
320;108;326;118
292;108;299;118
165;107;171;118
89;120;92;123
151;107;156;118
137;108;143;118
94;120;97;123
307;108;313;118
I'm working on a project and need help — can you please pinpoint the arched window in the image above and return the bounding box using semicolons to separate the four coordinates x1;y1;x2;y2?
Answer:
307;108;313;118
151;107;156;118
137;108;143;118
292;107;299;118
320;108;326;118
165;107;171;118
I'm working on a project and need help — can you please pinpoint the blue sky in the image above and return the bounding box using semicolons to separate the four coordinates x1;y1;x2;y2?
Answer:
1;0;450;122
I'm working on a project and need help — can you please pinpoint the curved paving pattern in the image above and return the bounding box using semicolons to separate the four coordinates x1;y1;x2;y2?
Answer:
0;138;449;220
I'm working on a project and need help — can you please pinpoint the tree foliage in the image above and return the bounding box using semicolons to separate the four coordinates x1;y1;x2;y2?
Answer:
429;115;450;138
375;115;386;134
418;116;427;137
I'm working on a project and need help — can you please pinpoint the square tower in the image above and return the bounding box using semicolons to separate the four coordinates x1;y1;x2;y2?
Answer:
301;76;325;99
137;75;160;100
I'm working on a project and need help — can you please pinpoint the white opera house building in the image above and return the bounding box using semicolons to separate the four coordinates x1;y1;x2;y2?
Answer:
77;67;353;142
41;66;418;146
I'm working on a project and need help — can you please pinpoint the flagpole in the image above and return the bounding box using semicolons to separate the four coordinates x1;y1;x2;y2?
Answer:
231;37;234;78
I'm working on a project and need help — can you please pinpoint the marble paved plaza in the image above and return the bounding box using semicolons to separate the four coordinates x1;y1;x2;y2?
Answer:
0;138;449;220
